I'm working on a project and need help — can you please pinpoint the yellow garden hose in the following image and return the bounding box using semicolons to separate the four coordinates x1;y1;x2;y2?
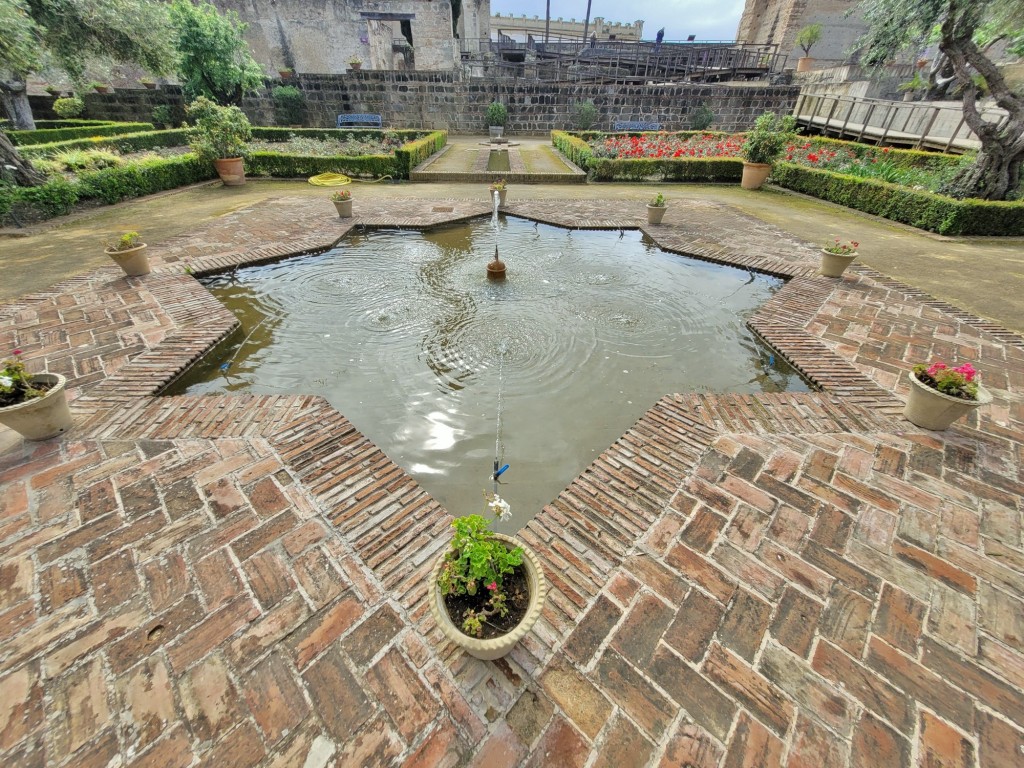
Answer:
307;172;393;186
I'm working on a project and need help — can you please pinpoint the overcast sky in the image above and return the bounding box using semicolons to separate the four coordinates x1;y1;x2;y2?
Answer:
489;1;748;43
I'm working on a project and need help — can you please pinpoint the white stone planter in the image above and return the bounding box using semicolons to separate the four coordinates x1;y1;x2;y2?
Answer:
820;249;858;278
647;204;667;224
904;372;991;431
105;243;150;276
0;373;73;440
333;199;353;218
429;533;547;661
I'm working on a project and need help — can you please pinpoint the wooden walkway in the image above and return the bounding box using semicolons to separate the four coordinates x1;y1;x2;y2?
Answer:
794;90;1009;153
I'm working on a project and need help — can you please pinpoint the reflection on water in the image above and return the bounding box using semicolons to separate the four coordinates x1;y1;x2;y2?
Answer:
167;217;810;531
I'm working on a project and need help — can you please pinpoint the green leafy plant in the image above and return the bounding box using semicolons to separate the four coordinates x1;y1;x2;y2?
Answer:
485;101;508;127
0;350;48;408
689;104;714;131
488;178;507;191
106;231;142;252
185;96;252;161
649;192;666;207
742;111;798;165
152;105;174;129
796;24;822;56
53;97;85;119
822;237;858;255
330;189;351;201
169;0;264;105
571;99;598;130
271;85;306;126
912;361;979;400
348;57;362;66
436;494;521;637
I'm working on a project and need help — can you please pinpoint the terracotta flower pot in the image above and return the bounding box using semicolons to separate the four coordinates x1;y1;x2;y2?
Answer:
0;373;73;441
796;57;814;72
820;249;858;278
213;157;246;186
741;162;772;190
904;372;992;431
333;199;353;218
647;204;667;224
429;533;547;661
105;243;151;276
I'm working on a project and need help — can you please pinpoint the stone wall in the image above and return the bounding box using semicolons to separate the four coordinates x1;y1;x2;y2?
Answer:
50;74;800;134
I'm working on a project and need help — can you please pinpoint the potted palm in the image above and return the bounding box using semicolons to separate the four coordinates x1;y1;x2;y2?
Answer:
904;361;992;430
647;192;667;224
795;24;821;72
486;101;508;141
488;178;507;207
331;189;353;218
820;237;859;277
185;96;252;186
0;350;73;441
429;494;547;660
740;111;797;190
105;231;151;276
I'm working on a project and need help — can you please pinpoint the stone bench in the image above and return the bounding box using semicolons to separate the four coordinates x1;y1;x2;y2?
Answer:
336;113;383;128
612;120;661;131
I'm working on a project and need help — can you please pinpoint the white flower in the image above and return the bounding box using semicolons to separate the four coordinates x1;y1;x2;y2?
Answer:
487;493;512;522
0;376;12;388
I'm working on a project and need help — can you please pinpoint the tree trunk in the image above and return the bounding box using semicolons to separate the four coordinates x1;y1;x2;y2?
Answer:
938;9;1024;201
0;131;45;186
0;78;36;131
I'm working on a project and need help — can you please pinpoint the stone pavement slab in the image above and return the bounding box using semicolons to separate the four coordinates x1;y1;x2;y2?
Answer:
1;195;1022;767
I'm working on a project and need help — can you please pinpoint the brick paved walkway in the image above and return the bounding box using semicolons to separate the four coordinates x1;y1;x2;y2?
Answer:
1;197;1022;767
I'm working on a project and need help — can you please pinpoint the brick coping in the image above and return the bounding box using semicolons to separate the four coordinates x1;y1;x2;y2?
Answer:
2;196;1022;766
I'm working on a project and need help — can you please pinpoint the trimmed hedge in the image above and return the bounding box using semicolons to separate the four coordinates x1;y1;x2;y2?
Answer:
32;120;119;130
246;129;446;179
394;130;447;176
0;154;216;221
20;129;190;158
8;122;155;146
771;163;1024;236
552;130;594;169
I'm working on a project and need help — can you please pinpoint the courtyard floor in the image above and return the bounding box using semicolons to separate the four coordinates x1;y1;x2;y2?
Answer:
1;155;1023;767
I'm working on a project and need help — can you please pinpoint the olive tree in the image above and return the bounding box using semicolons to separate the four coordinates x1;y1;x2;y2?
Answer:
0;0;175;131
857;0;1024;200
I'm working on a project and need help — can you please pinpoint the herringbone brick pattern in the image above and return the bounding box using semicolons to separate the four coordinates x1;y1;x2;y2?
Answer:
0;198;1021;767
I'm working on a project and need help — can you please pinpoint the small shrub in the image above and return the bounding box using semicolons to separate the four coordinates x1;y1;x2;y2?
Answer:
485;101;508;127
742;112;797;165
689;104;714;131
570;100;598;130
185;97;252;161
271;85;306;126
53;97;85;119
152;105;174;129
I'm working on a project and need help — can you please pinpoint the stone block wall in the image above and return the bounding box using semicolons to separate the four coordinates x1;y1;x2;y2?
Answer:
41;74;799;134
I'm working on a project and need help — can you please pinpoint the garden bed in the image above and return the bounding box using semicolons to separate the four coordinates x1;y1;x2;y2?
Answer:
553;129;1024;236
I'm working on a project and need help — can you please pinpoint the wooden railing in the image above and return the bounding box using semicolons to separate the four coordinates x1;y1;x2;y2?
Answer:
794;88;1009;153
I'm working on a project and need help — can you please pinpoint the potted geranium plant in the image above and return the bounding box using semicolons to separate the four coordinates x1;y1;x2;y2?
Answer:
330;189;353;218
647;192;667;224
0;350;73;441
820;237;859;277
904;360;992;430
185;96;252;186
740;111;797;190
429;493;547;660
488;178;507;207
486;101;508;140
104;231;150;276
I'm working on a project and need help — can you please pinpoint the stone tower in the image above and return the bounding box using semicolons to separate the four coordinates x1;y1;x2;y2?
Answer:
736;0;866;67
